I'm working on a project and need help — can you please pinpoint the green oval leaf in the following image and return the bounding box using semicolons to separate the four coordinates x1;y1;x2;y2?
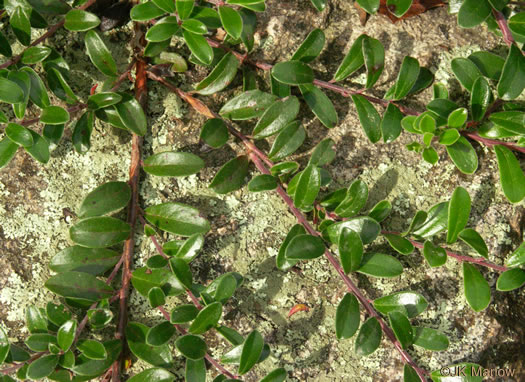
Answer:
85;30;117;76
195;52;240;95
388;311;413;349
458;228;488;259
21;46;52;64
351;94;381;143
413;326;449;351
77;339;107;360
384;233;414;255
357;253;403;278
57;319;77;351
494;145;525;203
148;287;166;308
299;84;338;128
457;0;491;28
0;77;24;104
78;181;131;218
46;271;114;301
373;291;428;318
50;246;120;275
171;304;199;324
285;234;325;260
127;322;174;367
6;123;33;147
175;335;207;360
219;6;243;39
334;179;368;218
143;152;204;177
354;317;381;356
145;16;180;42
253;97;300;139
210;155;250;194
128;368;175;382
496;268;525;291
65;10;100;31
238;330;264;375
27;354;58;380
333;34;366;82
422;240;448;267
338;228;363;273
470;76;492;121
183;30;213;66
497;45;525;100
463;263;491;312
88;92;122;110
248;174;278;192
362;36;384;88
70;216;131;248
146;321;176;346
272;61;314;85
291;28;325;63
323;217;381;245
293;165;321;209
335;293;360;339
276;224;305;271
145;203;210;236
219;90;277;120
268;121;306;161
200;118;229;148
189;302;223;334
447;186;471;244
446;136;478;175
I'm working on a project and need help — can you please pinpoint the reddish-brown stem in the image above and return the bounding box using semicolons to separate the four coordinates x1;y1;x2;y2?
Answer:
381;231;509;273
248;152;429;381
493;9;516;48
0;0;97;70
156;306;238;380
461;131;525;154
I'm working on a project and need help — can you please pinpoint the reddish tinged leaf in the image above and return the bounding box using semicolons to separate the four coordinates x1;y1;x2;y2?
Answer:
357;0;445;24
288;304;309;318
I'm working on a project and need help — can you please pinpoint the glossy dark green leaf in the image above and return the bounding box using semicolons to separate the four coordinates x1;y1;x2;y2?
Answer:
25;333;56;352
211;273;239;303
183;30;213;66
335;293;360;339
357;253;403;278
324;217;381;245
145;203;210;236
40;106;70;125
422;240;447;267
127;322;174;367
78;181;131;218
146;321;176;346
189;302;222;334
299;84;338;128
362;36;384;88
46;271;113;301
181;19;208;35
309;138;335;167
70;216;130;248
498;45;525;100
128;368;175;382
46;303;71;327
468;51;505;81
174;234;204;263
25;306;48;334
356;0;380;13
457;0;491;28
447;108;467;129
505;242;525;268
373;291;428;318
0;327;9;365
77;339;107;360
176;0;194;19
388;311;413;349
272;61;314;85
496;268;525;291
0;31;12;57
210;155;250;194
175;335;207;360
131;267;184;297
294;165;321;209
285;234;325;260
447;186;471;244
291;29;325;63
271;75;291;98
185;358;206;382
11;7;31;46
23;130;49;164
169;257;192;289
27;354;58;380
148;287;166;308
171;305;199;324
489;111;525;135
87;308;113;329
494;145;525;203
248;174;278;192
386;0;412;17
70;340;121;376
56;319;76;351
200;118;229;148
333;34;366;82
404;364;420;382
338;228;364;274
21;46;50;65
218;6;242;39
451;58;481;92
130;2;165;21
143;152;204;177
391;56;420;100
85;30;117;76
0;77;24;104
147;255;168;269
113;93;147;136
351;94;381;143
21;67;50;108
238;330;263;375
6;123;33;147
46;67;78;104
470;77;491;121
253;97;300;139
309;0;326;11
195;52;239;95
368;200;392;222
413;327;449;351
380;104;403;143
145;16;180;42
463;263;491;312
268;121;306;161
384;233;414;255
50;246;119;275
276;224;305;271
446;136;478;175
260;368;287;382
438;128;460;146
354;317;381;356
412;202;449;238
87;92;122;110
458;228;488;259
335;179;368;218
151;0;175;13
220;90;277;120
64;9;100;31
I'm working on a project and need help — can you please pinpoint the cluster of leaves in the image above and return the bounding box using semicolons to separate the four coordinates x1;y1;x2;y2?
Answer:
0;179;286;381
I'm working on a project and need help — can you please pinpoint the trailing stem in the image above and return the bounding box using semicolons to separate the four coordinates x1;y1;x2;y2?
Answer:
149;78;429;381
